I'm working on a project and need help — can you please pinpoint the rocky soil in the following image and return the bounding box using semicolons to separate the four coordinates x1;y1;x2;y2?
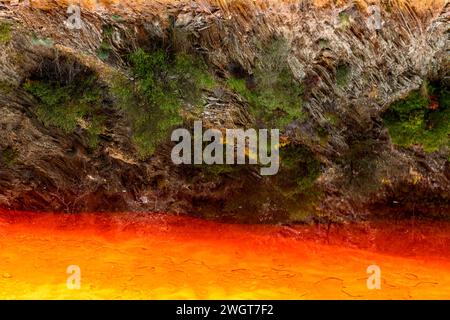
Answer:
0;0;448;222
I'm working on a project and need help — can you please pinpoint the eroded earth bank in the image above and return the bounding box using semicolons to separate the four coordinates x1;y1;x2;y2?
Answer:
0;0;449;222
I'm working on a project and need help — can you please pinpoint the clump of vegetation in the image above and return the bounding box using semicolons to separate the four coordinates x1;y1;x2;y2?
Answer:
275;145;321;196
339;138;381;193
338;11;351;28
173;53;216;101
97;42;112;61
111;48;216;158
383;81;449;153
0;80;14;94
23;75;105;149
0;22;12;44
336;63;351;87
111;15;124;22
1;146;18;167
97;25;114;61
271;145;322;221
227;38;304;129
316;125;330;146
318;38;330;49
31;34;54;47
186;142;322;222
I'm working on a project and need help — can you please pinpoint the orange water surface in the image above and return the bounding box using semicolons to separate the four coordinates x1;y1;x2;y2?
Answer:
0;210;450;299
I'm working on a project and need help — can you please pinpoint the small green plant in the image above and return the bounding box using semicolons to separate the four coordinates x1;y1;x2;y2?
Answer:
111;15;124;22
336;63;351;87
227;38;304;129
111;48;215;158
23;75;104;149
97;25;114;61
325;112;339;126
316;125;329;146
1;146;18;167
0;80;14;94
97;42;112;61
202;163;246;179
31;35;54;47
383;81;449;153
272;144;322;221
227;73;304;128
174;53;216;99
275;145;321;197
0;22;12;44
318;38;330;49
338;11;351;28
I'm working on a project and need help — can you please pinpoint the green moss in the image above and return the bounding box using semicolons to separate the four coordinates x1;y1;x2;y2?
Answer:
0;22;12;44
128;49;182;158
227;39;304;129
273;145;322;221
189;143;322;222
325;112;339;126
276;145;321;196
97;42;112;61
111;15;124;22
336;64;351;87
383;82;450;153
0;80;14;94
176;54;216;89
227;77;247;94
86;115;105;149
318;38;330;49
23;75;104;149
111;49;215;159
338;11;351;28
202;164;245;179
97;25;114;61
31;35;54;47
316;126;329;146
1;146;18;167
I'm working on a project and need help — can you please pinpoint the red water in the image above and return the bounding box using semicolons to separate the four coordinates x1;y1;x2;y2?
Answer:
0;210;450;299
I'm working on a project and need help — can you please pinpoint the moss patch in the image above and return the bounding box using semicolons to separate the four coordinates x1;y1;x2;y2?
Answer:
31;34;54;47
227;38;304;129
336;63;351;87
338;11;351;28
383;81;450;153
275;145;321;197
23;75;105;149
0;22;12;44
272;144;322;222
0;80;14;94
175;132;323;219
1;146;18;167
97;25;115;61
111;48;216;159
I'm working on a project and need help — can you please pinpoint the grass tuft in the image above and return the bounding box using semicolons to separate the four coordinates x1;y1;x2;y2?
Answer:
111;48;216;159
23;75;105;149
227;38;304;129
383;81;449;153
0;22;12;44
